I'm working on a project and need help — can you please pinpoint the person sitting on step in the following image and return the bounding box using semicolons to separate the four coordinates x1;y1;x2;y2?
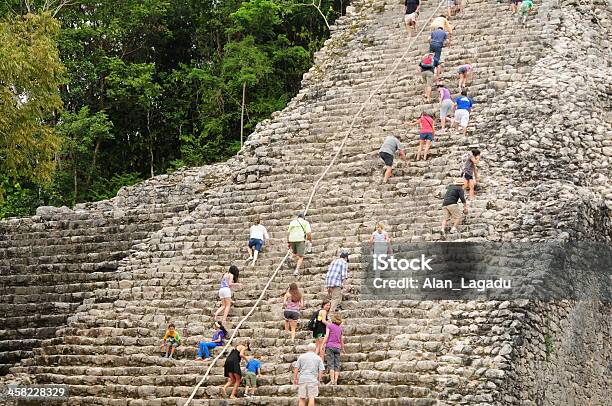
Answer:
247;216;269;267
160;323;181;359
195;321;227;361
441;178;469;234
409;111;436;161
379;134;408;183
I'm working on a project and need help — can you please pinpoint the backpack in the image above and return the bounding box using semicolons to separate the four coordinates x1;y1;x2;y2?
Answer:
420;55;434;69
307;310;319;331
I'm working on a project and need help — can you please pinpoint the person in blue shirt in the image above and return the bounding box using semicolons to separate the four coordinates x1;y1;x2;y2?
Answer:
428;27;449;67
452;89;474;136
243;354;262;397
195;322;227;361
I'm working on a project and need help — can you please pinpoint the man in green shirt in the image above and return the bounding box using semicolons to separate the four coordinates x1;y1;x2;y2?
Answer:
288;213;312;276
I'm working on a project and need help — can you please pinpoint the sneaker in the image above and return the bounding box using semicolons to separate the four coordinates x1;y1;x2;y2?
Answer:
450;227;458;234
293;270;299;277
441;226;447;234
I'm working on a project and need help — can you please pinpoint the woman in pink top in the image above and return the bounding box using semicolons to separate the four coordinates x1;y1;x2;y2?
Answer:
322;314;346;385
409;111;436;161
282;283;303;341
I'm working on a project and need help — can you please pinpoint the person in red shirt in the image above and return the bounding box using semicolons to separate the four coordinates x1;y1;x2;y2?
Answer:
409;112;436;161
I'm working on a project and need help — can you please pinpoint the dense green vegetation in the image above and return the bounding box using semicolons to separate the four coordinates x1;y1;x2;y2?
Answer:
0;0;345;218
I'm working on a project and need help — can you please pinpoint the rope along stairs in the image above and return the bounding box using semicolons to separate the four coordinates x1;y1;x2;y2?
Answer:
184;1;450;404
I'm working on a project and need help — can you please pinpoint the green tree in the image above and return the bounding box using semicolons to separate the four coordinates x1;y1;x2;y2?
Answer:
0;12;65;200
56;107;113;204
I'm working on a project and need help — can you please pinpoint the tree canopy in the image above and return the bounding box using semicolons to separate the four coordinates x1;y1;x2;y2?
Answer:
0;0;346;218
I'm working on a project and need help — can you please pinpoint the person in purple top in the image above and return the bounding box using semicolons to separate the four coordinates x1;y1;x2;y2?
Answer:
428;27;448;67
436;84;453;133
322;314;346;385
195;321;227;361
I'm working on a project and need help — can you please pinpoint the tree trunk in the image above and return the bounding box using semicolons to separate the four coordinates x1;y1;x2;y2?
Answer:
147;110;154;178
85;139;101;190
240;82;246;150
72;153;78;207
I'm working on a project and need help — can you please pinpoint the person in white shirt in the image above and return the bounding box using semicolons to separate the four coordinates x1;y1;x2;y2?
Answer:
248;217;269;267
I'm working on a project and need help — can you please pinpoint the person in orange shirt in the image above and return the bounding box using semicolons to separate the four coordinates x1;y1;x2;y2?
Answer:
161;323;181;359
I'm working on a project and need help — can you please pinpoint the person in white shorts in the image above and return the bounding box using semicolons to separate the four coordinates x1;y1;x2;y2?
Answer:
403;0;420;35
214;265;240;323
293;343;325;406
452;89;474;136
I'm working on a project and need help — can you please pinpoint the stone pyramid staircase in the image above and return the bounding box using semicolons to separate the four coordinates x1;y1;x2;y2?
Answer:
1;0;610;405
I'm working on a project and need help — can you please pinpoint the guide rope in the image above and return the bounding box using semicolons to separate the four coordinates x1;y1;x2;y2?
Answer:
183;2;446;404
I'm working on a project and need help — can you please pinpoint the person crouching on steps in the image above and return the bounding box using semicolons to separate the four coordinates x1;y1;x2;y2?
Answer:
379;134;407;183
161;323;181;359
441;178;469;234
243;353;262;397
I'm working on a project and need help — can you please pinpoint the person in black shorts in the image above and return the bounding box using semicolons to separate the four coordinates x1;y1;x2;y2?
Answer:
221;341;250;399
379;135;407;183
461;149;481;200
313;300;331;358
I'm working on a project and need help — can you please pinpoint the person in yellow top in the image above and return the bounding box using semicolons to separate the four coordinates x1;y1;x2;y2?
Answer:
287;212;312;276
161;323;181;359
429;15;454;45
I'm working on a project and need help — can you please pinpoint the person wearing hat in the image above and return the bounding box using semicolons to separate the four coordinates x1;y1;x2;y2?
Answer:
441;178;469;234
287;212;312;276
324;252;349;314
